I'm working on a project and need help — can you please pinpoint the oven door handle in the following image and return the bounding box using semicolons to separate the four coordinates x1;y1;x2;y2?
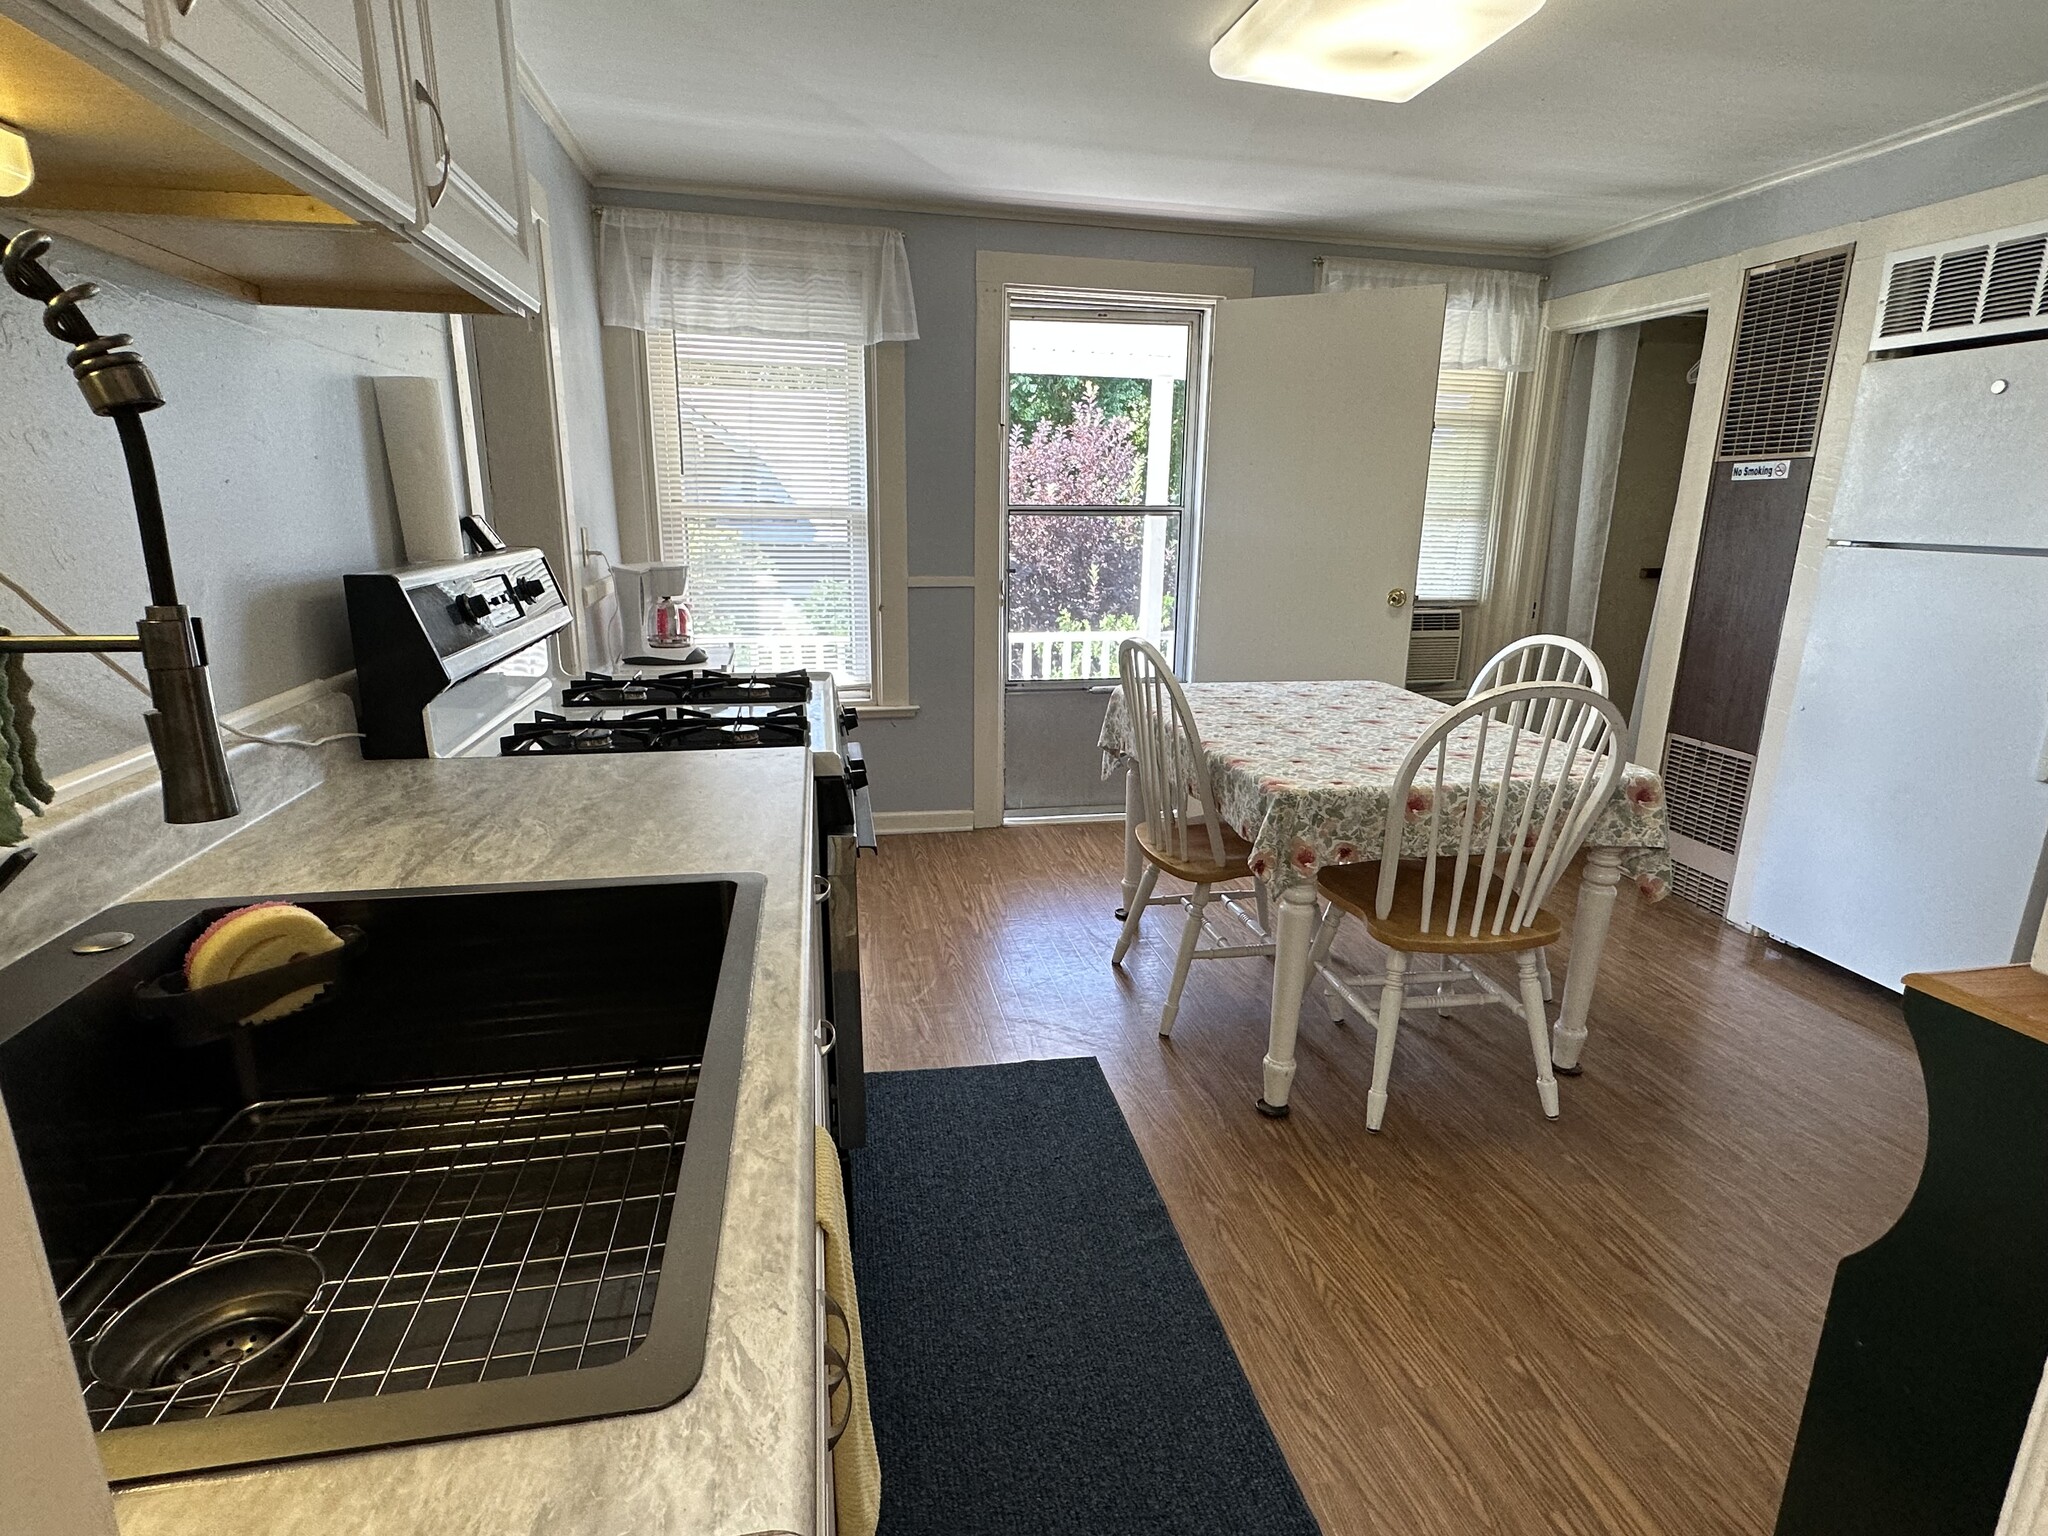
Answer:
851;782;877;852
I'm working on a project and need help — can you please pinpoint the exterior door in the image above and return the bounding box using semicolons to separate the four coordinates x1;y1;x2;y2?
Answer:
1192;285;1446;682
1002;303;1204;814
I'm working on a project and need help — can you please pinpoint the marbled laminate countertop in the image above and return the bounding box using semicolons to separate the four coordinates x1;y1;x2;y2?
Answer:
109;749;821;1536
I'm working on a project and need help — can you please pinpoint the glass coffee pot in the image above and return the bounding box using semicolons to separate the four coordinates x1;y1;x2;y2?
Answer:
637;561;693;649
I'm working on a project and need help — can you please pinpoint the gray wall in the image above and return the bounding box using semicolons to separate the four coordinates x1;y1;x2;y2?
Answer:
0;107;610;787
518;102;621;564
0;246;448;778
595;185;1543;813
1552;97;2048;297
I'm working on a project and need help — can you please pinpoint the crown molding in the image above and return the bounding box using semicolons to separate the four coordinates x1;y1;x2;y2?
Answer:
1548;78;2048;258
589;173;1548;263
515;52;600;185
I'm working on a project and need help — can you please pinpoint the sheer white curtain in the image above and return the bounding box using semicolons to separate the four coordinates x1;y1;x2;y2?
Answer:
1317;257;1541;372
598;207;919;343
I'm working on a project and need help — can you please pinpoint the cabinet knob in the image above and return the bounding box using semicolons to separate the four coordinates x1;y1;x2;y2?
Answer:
1387;587;1408;608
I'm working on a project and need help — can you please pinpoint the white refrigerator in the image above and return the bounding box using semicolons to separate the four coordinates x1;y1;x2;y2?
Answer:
1748;338;2048;989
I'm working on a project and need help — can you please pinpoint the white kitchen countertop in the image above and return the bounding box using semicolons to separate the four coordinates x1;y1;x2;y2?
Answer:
102;748;822;1536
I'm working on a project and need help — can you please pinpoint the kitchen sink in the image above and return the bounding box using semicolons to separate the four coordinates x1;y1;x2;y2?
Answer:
0;874;761;1484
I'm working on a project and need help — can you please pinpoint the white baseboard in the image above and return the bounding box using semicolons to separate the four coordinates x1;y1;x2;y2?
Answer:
1003;809;1123;825
872;809;975;835
50;671;356;801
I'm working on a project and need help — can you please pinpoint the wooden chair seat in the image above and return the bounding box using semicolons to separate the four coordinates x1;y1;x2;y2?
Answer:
1136;821;1255;883
1318;860;1563;955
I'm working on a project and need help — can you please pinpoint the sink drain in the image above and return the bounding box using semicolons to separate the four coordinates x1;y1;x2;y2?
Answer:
90;1247;324;1397
155;1317;294;1387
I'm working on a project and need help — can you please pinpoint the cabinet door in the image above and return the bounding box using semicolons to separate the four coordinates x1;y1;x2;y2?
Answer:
400;0;536;312
41;0;151;44
154;0;417;222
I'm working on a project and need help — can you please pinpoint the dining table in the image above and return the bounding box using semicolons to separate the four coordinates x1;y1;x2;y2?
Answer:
1099;678;1674;1116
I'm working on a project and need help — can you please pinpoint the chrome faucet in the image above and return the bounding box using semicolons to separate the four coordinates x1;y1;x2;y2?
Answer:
0;229;238;824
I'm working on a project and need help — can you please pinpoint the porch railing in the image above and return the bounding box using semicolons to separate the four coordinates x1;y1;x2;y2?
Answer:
1007;629;1134;682
695;633;853;675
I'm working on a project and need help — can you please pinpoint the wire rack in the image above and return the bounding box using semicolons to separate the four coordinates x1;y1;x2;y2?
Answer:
63;1062;700;1431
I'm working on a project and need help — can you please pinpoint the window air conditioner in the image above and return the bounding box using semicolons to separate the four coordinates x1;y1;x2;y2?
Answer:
1406;606;1464;689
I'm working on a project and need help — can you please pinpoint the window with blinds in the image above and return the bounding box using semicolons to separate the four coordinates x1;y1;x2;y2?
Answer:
1418;368;1510;603
645;330;873;689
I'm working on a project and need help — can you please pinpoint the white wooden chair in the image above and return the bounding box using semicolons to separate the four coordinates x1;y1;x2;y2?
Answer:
1467;634;1609;699
1463;634;1610;1005
1111;639;1275;1036
1308;681;1628;1131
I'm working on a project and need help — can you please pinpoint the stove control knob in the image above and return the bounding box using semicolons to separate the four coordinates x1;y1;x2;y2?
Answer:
513;577;547;603
838;706;859;733
453;592;492;624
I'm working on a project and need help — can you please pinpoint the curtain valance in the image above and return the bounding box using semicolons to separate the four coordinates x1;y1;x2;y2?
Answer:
598;207;919;345
1317;257;1542;372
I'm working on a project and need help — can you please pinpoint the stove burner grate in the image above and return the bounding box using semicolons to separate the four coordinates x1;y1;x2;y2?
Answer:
561;668;811;709
500;705;808;755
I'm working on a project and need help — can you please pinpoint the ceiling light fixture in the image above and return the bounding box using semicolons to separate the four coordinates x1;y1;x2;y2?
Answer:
1211;0;1546;103
0;120;34;197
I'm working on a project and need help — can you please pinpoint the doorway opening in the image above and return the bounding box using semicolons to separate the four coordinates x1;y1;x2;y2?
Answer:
1540;311;1708;729
1001;292;1211;815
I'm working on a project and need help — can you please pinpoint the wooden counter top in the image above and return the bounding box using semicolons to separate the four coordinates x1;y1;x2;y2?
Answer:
1904;964;2048;1047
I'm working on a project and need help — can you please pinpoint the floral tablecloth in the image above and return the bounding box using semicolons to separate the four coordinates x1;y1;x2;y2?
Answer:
1100;679;1672;900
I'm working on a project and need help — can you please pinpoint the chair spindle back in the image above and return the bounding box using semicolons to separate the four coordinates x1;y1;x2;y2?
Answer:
1467;634;1609;699
1380;682;1628;939
1117;639;1226;867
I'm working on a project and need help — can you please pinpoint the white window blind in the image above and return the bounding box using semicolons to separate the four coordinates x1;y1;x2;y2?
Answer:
1419;368;1509;603
646;330;872;688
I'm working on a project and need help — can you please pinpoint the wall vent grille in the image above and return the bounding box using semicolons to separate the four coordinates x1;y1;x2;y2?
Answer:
1668;861;1733;917
1405;607;1464;688
1874;221;2048;349
1717;248;1852;460
1663;734;1755;855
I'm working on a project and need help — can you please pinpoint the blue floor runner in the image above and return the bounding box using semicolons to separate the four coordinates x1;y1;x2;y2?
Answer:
850;1056;1323;1536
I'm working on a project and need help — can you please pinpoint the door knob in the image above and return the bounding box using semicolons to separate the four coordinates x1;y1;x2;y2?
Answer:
1387;588;1408;607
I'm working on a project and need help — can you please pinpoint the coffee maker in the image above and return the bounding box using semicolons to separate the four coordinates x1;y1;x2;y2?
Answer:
612;560;700;660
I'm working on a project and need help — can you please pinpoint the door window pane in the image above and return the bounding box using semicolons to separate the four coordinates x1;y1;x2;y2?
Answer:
1008;320;1189;509
1006;513;1179;680
1004;311;1198;684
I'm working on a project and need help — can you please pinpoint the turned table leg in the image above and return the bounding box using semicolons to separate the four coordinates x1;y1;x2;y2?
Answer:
1259;882;1319;1117
1553;847;1623;1074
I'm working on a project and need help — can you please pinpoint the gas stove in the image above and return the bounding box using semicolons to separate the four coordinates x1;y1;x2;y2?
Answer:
501;703;811;755
522;667;860;780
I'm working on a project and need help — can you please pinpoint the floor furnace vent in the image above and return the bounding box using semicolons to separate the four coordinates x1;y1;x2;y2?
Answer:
1661;736;1756;919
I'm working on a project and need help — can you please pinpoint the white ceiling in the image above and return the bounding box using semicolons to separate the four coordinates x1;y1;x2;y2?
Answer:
513;0;2048;253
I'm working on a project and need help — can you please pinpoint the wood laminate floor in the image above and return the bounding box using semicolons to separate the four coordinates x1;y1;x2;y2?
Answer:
856;823;1925;1536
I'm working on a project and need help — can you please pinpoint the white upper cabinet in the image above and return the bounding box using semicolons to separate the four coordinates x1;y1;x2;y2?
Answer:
43;0;149;43
4;0;537;313
150;0;418;225
398;0;536;311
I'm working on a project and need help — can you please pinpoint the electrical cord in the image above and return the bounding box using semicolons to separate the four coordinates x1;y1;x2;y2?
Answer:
0;568;362;751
